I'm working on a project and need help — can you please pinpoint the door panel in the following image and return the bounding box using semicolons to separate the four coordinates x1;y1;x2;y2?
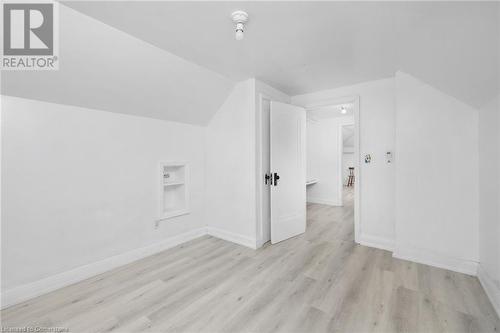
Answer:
270;101;306;244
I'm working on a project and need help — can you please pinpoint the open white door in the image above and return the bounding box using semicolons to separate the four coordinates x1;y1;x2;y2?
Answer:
270;101;306;244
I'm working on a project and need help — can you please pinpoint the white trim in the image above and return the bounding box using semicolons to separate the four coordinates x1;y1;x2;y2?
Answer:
256;93;272;249
337;123;344;206
353;97;360;243
338;122;355;206
358;233;395;252
206;227;257;249
307;198;341;206
477;264;500;318
393;245;478;276
1;227;207;309
1;226;260;309
303;95;361;243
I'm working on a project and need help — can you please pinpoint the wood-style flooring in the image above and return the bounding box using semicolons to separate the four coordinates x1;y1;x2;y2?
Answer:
2;188;499;332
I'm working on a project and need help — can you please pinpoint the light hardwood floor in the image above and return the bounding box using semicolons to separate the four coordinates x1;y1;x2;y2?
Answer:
2;188;499;332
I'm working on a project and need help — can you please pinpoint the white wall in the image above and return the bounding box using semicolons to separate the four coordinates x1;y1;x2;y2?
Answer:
394;72;479;274
293;78;396;250
3;74;496;310
478;94;500;315
205;78;291;249
306;116;353;206
1;96;207;302
205;79;257;248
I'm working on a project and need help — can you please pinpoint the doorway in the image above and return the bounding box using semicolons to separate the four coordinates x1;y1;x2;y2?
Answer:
305;104;354;207
341;124;355;206
256;96;359;247
303;96;360;243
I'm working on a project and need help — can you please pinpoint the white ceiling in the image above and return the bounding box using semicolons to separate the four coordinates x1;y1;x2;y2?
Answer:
2;1;498;125
63;1;499;107
1;4;234;125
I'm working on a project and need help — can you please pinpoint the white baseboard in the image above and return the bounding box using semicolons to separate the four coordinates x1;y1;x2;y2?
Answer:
1;226;259;309
1;227;207;309
393;245;478;276
307;197;340;206
477;264;500;318
358;233;395;252
206;227;257;249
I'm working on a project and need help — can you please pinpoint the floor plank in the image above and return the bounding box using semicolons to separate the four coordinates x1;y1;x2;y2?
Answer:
2;187;498;332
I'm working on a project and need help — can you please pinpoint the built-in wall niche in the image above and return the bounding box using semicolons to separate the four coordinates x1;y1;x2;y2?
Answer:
158;162;189;221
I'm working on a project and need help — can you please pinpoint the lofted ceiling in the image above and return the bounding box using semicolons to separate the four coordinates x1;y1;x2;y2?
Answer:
0;3;234;125
1;1;498;125
63;1;499;108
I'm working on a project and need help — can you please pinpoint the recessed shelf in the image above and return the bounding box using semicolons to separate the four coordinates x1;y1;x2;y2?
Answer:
159;162;189;221
162;165;185;184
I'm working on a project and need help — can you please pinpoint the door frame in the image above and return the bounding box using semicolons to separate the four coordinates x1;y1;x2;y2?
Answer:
304;95;361;244
339;122;355;206
338;123;345;207
256;93;272;248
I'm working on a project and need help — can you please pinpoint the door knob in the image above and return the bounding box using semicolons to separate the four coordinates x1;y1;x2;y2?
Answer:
273;172;280;186
264;173;271;185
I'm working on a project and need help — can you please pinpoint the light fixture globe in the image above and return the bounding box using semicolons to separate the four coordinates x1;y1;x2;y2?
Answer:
235;28;244;41
231;10;248;41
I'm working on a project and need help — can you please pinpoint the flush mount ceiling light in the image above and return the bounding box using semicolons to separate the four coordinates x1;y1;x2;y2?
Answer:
340;106;347;114
231;10;248;41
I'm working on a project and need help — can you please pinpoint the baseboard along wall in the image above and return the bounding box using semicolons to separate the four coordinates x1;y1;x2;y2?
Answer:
1;227;256;309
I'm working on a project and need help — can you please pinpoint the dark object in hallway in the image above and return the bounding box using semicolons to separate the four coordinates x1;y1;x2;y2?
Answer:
347;167;355;187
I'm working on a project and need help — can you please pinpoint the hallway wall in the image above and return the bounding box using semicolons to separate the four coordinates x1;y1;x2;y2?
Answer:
306;116;354;206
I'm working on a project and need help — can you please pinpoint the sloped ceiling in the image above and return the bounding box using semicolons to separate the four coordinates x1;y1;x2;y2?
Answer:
62;1;499;108
2;1;498;124
395;2;499;108
0;4;234;125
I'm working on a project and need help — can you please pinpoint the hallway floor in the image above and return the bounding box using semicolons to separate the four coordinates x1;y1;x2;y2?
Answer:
2;190;499;332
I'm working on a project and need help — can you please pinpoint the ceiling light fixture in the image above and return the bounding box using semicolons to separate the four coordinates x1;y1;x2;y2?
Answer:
340;106;347;114
231;10;248;41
